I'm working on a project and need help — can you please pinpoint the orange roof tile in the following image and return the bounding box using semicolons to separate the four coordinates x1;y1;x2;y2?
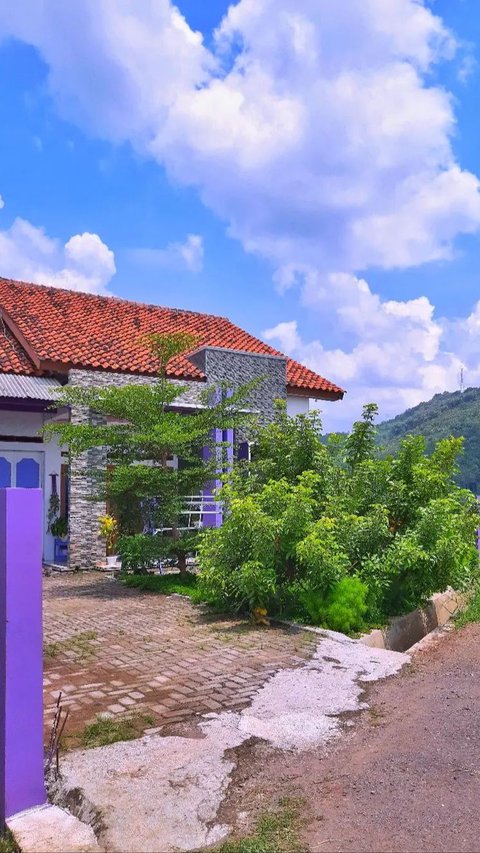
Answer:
0;278;344;398
0;326;36;375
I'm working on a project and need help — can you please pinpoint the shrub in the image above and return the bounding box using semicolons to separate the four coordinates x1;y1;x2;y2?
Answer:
295;577;368;634
197;476;320;612
324;577;368;634
196;404;480;634
117;533;166;573
122;572;198;597
295;518;350;595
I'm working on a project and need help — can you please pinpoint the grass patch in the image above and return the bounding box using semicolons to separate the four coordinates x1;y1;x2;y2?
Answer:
77;712;155;749
215;798;304;853
44;630;97;661
0;830;19;853
456;585;480;628
122;572;199;598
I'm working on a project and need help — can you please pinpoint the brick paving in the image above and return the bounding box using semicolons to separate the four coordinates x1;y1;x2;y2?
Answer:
43;572;316;743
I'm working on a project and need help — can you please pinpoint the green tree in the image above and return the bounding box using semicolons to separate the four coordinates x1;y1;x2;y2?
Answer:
250;399;324;485
46;333;253;572
344;402;379;471
197;401;479;629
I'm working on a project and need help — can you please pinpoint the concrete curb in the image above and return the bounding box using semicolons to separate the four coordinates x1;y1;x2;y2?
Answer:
275;589;464;654
358;589;464;652
7;803;102;853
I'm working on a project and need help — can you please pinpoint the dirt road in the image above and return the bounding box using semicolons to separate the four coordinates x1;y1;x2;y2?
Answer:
224;623;480;853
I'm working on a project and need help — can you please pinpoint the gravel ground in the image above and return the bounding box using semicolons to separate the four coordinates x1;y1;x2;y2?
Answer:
221;623;480;853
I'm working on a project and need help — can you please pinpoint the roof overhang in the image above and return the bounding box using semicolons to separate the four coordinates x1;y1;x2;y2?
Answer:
287;386;345;401
0;374;62;401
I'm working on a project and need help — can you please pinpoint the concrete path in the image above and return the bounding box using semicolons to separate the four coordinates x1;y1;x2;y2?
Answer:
58;629;407;852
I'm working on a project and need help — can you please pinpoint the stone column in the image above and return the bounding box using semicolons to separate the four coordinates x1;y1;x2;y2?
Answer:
68;407;106;570
0;488;46;820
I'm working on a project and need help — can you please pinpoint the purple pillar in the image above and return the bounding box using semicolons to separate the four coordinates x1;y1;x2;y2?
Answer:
202;428;223;528
224;427;234;472
0;488;45;820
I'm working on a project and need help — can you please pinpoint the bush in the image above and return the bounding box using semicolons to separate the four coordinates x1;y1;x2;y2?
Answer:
117;533;166;573
196;404;480;634
122;571;198;597
324;577;368;634
293;577;368;634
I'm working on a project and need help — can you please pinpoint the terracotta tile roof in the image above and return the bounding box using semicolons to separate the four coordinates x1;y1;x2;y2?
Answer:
0;278;344;398
0;326;36;375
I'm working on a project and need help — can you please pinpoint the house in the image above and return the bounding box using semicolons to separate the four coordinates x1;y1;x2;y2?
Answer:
0;277;344;568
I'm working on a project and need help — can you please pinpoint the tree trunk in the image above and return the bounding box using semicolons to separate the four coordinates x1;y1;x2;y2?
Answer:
177;551;187;575
172;524;187;575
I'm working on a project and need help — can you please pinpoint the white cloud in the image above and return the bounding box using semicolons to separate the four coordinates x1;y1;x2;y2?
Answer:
3;0;480;425
0;217;116;294
264;311;466;431
0;1;212;144
129;233;204;273
2;0;478;275
0;195;4;210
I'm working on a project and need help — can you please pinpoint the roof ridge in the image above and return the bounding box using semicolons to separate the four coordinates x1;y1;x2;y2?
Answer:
0;276;231;323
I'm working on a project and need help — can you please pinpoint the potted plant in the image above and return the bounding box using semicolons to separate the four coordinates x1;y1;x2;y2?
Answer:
99;514;119;567
47;491;69;563
50;516;68;539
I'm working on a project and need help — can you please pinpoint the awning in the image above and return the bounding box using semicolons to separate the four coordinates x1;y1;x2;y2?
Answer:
0;374;62;401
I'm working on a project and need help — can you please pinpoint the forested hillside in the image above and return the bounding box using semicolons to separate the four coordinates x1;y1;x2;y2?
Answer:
375;387;480;493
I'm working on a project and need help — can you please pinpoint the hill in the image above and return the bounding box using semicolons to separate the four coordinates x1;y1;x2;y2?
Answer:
375;387;480;493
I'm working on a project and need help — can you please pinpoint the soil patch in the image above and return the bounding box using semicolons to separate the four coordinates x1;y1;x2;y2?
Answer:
217;623;480;853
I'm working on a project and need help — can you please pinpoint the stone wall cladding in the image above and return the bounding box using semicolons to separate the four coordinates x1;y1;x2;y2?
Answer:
67;369;204;569
189;347;287;425
68;369;203;407
68;405;107;570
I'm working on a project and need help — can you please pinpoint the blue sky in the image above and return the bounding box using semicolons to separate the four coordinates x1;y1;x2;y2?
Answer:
0;0;480;430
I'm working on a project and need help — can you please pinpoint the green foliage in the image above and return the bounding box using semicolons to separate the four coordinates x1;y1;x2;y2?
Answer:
117;533;167;573
79;712;155;749
324;577;368;633
344;403;379;471
297;577;367;633
455;582;480;627
0;830;19;853
250;399;324;485
50;516;68;538
45;333;253;568
197;402;479;633
121;571;198;597
296;518;350;594
47;491;60;533
216;797;304;853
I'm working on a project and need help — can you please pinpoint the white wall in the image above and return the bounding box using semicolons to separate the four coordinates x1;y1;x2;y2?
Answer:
286;395;310;417
0;409;64;561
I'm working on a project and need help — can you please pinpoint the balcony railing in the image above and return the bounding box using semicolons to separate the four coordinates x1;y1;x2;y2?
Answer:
150;495;223;533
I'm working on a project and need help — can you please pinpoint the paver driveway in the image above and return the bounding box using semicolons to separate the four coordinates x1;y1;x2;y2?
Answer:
43;572;316;742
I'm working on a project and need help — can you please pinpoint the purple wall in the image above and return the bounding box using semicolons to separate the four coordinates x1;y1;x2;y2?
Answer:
0;488;46;820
